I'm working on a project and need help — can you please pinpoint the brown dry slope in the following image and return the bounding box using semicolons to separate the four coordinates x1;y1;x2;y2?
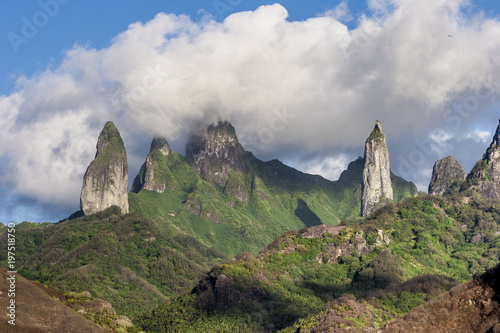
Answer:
0;269;108;333
380;264;500;333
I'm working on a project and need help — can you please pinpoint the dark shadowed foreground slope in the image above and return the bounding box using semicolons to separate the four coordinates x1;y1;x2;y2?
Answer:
0;269;108;333
380;264;500;333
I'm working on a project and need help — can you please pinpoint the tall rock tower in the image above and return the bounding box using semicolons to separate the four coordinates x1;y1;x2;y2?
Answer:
466;119;500;199
80;121;129;215
131;136;171;193
361;120;393;216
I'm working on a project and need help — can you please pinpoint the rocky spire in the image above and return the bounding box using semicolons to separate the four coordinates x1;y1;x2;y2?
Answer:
80;121;129;215
131;136;171;193
466;119;500;199
428;156;466;196
361;120;393;216
186;121;249;202
484;119;500;182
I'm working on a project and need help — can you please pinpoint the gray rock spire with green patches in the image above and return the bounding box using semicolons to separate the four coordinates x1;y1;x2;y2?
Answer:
131;136;171;193
80;121;129;215
466;119;500;199
361;120;393;216
428;156;466;196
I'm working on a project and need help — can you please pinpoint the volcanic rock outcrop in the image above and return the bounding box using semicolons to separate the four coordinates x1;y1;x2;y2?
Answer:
186;121;250;202
131;136;171;193
428;155;466;196
80;121;129;215
466;119;500;199
361;120;393;216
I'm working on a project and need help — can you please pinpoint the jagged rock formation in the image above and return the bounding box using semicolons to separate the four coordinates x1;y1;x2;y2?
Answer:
131;136;171;193
80;121;129;215
466;119;500;199
186;121;250;202
361;120;393;216
299;225;390;264
428;155;466;196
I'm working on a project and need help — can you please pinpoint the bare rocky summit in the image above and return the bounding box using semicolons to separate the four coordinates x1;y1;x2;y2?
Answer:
428;155;466;196
131;136;171;193
80;121;129;215
361;120;393;216
186;121;250;202
466;119;500;199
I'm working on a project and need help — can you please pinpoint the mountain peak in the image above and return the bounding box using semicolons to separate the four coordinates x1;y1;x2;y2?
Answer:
466;119;500;199
428;155;465;196
80;121;129;215
131;136;172;193
186;120;247;188
361;120;393;216
150;136;170;156
96;121;125;157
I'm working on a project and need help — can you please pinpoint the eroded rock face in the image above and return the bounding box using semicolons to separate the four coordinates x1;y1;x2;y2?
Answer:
186;121;249;202
131;136;171;193
361;120;393;216
428;156;466;196
80;121;128;215
467;119;500;199
300;225;390;264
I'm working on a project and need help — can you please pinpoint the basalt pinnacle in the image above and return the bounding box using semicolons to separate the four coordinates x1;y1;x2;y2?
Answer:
131;136;171;193
361;120;393;216
80;121;129;215
466;119;500;199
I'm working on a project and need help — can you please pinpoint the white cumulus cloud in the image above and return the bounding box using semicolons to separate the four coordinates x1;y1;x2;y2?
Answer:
1;1;500;220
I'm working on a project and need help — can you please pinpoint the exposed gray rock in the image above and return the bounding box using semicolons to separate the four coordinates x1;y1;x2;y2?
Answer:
186;121;249;202
361;120;393;216
428;156;466;196
80;121;128;215
131;136;171;193
467;119;500;199
294;225;389;264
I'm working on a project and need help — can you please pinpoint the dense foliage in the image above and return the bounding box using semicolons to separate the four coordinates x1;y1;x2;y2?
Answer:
0;207;226;317
135;194;500;332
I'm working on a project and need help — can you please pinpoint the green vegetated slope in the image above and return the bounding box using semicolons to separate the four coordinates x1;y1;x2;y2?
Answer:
135;194;500;332
0;207;227;318
129;151;417;257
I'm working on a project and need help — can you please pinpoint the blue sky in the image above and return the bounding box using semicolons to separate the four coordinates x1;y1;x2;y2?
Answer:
0;0;369;96
1;0;500;223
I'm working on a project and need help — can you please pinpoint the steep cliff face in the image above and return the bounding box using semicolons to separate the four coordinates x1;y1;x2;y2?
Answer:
186;121;250;202
131;136;171;193
428;156;466;196
361;120;393;216
80;121;129;215
467;119;500;199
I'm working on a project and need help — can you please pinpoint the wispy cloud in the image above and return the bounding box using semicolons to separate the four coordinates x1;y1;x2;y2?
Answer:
465;130;492;144
324;1;353;22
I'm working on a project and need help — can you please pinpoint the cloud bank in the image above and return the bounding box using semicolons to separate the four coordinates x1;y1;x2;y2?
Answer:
1;1;500;221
